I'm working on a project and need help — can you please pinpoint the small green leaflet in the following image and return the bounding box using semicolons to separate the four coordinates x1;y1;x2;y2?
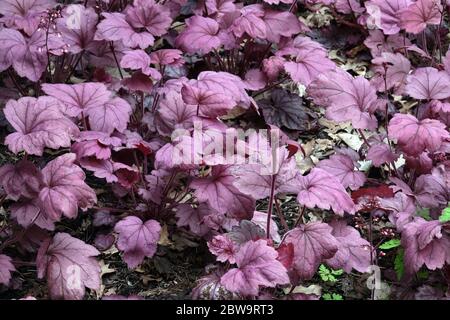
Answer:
439;206;450;223
394;249;405;281
322;293;344;300
318;265;343;283
417;270;429;280
379;239;401;250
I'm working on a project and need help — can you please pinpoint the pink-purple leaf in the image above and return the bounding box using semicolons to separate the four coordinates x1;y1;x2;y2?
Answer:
208;235;237;264
316;152;366;190
414;166;449;209
175;203;211;236
95;12;155;49
0;28;27;72
0;254;15;286
365;0;412;35
402;219;450;274
56;5;98;54
0;160;43;200
36;233;101;300
405;67;450;100
114;216;161;268
372;52;411;94
175;16;222;54
125;1;172;36
120;50;152;75
399;0;442;34
220;239;289;296
196;71;251;107
86;97;132;134
4;97;79;156
42;82;111;117
231;5;267;39
325;220;372;273
262;10;301;43
308;69;379;130
155;91;197;136
0;0;55;35
388;114;449;156
11;200;55;231
285;222;339;280
181;83;236;118
278;36;335;86
38;153;97;221
367;142;398;167
296;168;355;215
190;165;255;220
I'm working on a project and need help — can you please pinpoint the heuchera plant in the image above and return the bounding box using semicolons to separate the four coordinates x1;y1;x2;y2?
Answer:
0;0;449;300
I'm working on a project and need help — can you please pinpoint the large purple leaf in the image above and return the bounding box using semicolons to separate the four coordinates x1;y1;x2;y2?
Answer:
414;166;449;209
388;114;449;156
85;97;131;134
316;151;366;190
125;1;172;36
181;83;236;118
379;192;416;231
285;222;339;280
4;97;79;156
0;160;43;200
231;4;267;39
56;5;98;54
155;91;197;136
42;82;111;117
175;16;222;54
95;12;155;49
196;71;251;108
371;52;411;94
220;239;289;296
231;147;299;199
10;200;55;231
308;69;379;130
262;9;302;43
38;153;97;220
175;203;211;236
278;36;335;86
405;67;450;100
399;0;442;34
325;220;372;273
365;0;412;35
36;233;101;300
0;28;27;72
402;218;450;274
0;0;55;35
114;216;161;268
296;168;355;215
190;165;255;220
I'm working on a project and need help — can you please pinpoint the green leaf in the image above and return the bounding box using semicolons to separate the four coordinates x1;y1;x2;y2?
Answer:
322;293;343;300
319;265;334;282
379;239;401;250
439;206;450;223
417;208;431;221
318;265;342;283
394;249;405;281
417;270;429;280
331;269;344;276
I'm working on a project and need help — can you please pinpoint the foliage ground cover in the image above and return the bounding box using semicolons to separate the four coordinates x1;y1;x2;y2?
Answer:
0;0;449;300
